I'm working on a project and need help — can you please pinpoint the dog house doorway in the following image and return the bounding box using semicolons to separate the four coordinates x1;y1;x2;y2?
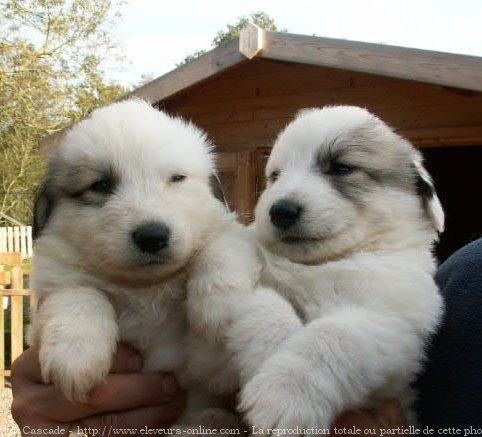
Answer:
421;145;482;261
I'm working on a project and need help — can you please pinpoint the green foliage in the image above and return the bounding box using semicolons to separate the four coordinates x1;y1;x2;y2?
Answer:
212;11;284;46
0;0;128;223
135;72;157;88
177;50;208;67
178;11;285;66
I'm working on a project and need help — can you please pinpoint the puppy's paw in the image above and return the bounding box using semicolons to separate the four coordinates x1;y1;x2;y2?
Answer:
239;363;334;431
39;340;114;403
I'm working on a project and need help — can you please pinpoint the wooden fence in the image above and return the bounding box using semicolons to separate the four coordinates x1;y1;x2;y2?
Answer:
0;252;34;387
0;226;33;260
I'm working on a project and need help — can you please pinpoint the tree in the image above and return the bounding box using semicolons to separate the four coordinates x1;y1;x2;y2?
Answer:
178;11;286;66
0;0;127;223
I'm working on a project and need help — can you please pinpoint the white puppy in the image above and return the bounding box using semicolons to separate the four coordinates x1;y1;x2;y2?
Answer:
29;99;258;424
228;106;444;429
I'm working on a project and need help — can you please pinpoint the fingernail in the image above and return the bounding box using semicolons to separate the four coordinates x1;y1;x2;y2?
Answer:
127;352;142;371
162;374;178;395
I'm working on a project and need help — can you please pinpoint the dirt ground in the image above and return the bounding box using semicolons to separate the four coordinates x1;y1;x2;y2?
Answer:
1;389;21;437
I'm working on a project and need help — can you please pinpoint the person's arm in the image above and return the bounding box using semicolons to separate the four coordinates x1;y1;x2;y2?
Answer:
415;238;482;426
11;339;405;436
11;343;185;436
334;399;407;434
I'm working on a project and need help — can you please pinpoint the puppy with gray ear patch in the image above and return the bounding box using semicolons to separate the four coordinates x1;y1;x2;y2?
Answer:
29;99;258;424
229;106;444;429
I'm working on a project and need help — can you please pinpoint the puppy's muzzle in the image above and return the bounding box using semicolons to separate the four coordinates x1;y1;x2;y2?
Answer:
269;199;303;230
131;222;171;254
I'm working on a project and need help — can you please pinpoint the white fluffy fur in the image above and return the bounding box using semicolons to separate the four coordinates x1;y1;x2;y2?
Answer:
30;101;445;430
227;106;444;429
29;99;256;425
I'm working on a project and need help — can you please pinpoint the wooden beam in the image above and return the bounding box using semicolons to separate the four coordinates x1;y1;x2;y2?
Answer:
0;289;34;296
239;23;263;59
0;252;22;265
0;271;10;287
10;266;24;364
400;126;482;147
0;301;4;388
127;40;246;103
260;31;482;92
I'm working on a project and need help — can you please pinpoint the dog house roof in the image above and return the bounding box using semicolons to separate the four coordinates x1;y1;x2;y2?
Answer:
41;23;482;152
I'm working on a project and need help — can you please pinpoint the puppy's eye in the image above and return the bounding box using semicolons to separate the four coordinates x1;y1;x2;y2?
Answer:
268;170;280;183
90;180;113;194
170;174;186;183
328;162;354;176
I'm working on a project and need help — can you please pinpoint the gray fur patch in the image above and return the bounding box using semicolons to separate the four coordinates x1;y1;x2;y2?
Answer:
315;125;418;205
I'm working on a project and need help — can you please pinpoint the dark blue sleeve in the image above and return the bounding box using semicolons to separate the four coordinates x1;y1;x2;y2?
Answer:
415;238;482;427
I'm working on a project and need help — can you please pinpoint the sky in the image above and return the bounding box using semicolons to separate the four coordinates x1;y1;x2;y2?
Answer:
109;0;482;86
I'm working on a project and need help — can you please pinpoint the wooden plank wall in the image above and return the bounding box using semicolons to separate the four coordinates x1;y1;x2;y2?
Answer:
163;59;482;149
161;58;482;217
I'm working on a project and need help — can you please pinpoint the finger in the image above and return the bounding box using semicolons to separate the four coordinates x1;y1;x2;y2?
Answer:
11;345;44;387
11;390;71;436
372;399;407;427
332;409;380;430
37;372;183;422
12;343;141;387
79;401;185;435
87;372;181;411
109;343;143;374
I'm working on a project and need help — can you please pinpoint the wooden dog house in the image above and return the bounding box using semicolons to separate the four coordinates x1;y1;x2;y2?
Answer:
43;24;482;259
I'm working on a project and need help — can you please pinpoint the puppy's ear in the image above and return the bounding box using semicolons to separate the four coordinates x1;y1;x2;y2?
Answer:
412;160;444;233
209;174;229;210
33;179;56;240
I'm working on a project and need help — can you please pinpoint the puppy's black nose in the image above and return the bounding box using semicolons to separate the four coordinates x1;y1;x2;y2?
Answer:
132;222;171;254
269;200;303;229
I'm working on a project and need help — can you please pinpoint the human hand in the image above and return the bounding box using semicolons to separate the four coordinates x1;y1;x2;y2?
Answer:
333;399;407;435
11;343;185;436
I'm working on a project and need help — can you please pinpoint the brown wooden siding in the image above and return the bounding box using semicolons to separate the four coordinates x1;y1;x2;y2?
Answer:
159;58;482;232
162;59;482;149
